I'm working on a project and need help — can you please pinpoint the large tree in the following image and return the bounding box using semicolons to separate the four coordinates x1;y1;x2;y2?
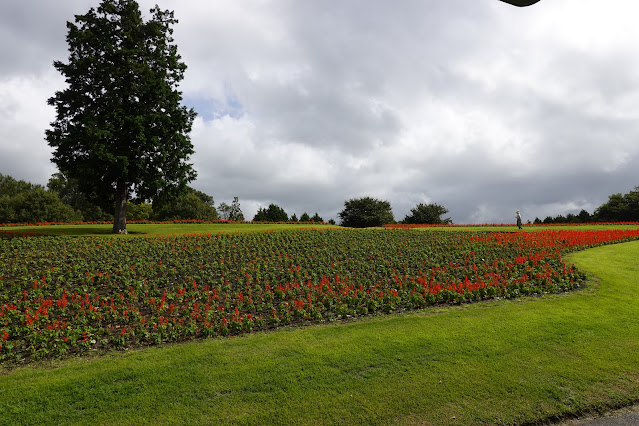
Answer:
46;0;197;233
338;197;394;228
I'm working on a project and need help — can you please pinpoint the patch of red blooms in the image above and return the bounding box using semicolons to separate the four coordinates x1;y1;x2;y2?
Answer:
2;227;639;363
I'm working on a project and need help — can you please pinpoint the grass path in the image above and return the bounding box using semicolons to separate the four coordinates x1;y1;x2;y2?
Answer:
1;240;638;425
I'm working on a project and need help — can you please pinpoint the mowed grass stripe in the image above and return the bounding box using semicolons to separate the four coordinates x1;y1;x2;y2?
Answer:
1;240;639;425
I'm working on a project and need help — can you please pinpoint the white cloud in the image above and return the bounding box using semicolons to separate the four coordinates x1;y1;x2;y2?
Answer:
0;72;62;183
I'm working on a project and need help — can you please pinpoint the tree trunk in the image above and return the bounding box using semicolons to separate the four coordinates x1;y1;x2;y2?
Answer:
113;181;127;234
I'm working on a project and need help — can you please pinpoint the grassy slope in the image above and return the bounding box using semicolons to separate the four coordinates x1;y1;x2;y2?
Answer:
1;232;639;424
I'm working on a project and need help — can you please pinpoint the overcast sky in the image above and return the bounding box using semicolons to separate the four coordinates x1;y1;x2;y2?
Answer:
1;0;638;224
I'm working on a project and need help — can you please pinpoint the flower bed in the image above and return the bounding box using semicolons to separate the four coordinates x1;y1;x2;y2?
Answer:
2;228;639;363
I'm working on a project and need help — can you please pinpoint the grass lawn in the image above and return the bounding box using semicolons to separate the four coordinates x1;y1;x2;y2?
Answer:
1;227;638;424
2;222;637;238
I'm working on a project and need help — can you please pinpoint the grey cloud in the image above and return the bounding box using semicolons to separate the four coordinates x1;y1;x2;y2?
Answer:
0;1;96;76
2;0;639;225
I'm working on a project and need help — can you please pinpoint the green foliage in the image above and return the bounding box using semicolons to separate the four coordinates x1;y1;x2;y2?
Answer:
0;173;38;196
6;228;628;363
228;197;244;221
403;203;452;224
538;209;593;224
47;172;111;221
539;186;639;224
253;203;288;222
217;202;230;220
153;187;217;221
127;202;153;221
338;196;394;228
217;198;244;221
45;0;197;233
0;187;81;224
290;213;299;222
299;212;310;222
310;213;323;223
577;209;592;222
217;203;231;220
0;174;81;223
595;187;639;222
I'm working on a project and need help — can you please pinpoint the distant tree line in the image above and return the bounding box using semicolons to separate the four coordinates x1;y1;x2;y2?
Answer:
337;197;451;228
251;203;329;224
0;173;238;224
0;173;331;225
3;173;637;226
0;173;82;223
533;209;593;224
533;186;639;224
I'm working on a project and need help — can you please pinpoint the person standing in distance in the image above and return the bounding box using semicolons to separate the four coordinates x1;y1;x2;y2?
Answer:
516;210;523;229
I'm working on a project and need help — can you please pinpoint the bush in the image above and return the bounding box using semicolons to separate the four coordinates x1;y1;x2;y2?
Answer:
153;188;218;221
403;203;452;225
127;203;153;221
338;197;394;228
0;187;81;223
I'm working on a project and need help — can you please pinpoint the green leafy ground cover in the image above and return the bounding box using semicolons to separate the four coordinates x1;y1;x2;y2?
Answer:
1;224;639;424
4;227;639;363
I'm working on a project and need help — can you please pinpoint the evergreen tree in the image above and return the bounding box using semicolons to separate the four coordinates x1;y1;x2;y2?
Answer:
253;203;288;222
299;212;311;222
46;0;196;233
577;209;592;223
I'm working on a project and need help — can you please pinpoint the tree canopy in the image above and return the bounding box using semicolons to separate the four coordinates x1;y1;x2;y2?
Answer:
46;0;196;233
403;203;452;225
227;197;244;221
0;174;81;223
338;197;394;228
153;187;218;221
253;204;288;222
48;172;111;221
299;212;311;222
594;187;639;222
